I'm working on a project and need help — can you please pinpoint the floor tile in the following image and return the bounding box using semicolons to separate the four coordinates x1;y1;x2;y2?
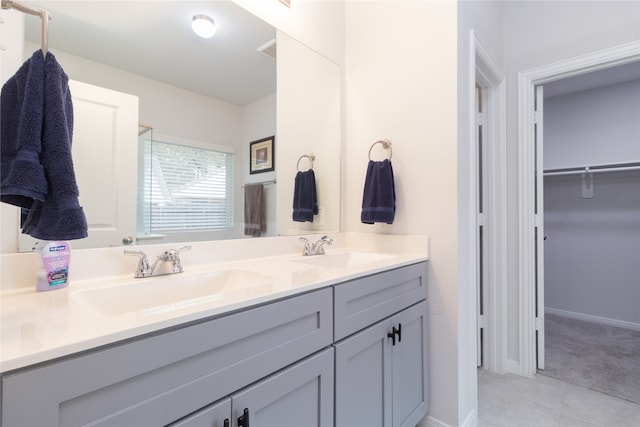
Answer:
478;369;640;427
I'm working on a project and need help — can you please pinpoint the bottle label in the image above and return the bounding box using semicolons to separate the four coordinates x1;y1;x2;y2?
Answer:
42;242;70;287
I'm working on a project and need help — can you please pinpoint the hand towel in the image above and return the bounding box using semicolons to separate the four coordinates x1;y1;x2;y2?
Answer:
244;183;265;237
1;51;88;240
292;169;318;222
361;159;396;224
1;50;48;207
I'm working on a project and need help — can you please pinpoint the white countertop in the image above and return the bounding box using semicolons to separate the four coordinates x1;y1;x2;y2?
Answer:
0;233;428;373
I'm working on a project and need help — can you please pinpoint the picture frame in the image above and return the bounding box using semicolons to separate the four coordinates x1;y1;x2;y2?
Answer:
249;136;275;174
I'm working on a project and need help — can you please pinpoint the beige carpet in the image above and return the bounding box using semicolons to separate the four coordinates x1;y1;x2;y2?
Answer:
539;313;640;405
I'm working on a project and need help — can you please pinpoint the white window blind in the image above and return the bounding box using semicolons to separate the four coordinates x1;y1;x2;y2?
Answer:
139;139;234;234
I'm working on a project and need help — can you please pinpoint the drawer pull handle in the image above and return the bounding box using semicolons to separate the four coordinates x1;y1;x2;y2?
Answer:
387;328;397;346
223;418;230;427
238;408;250;427
387;324;402;346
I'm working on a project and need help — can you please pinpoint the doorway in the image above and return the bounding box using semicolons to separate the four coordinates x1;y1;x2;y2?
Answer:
538;62;640;403
517;41;640;377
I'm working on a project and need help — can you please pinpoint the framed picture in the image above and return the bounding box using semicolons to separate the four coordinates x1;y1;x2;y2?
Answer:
249;136;275;174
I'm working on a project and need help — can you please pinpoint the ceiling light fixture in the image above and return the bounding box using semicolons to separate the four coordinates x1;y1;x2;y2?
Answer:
192;15;216;38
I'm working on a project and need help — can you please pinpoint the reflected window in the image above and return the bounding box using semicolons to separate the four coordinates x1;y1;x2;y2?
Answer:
137;135;234;236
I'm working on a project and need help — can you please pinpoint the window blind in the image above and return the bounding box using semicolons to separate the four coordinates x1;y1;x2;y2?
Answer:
140;139;234;233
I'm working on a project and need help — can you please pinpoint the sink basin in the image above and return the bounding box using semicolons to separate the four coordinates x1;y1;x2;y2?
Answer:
291;251;397;269
73;269;275;316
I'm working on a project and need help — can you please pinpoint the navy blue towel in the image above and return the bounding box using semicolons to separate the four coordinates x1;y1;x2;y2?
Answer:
1;50;48;207
292;169;318;222
1;51;88;240
361;159;396;224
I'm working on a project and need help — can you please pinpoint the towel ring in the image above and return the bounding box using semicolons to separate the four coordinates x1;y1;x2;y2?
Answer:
368;139;393;161
297;154;315;171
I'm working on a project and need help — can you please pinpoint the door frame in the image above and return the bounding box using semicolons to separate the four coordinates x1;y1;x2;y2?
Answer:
516;40;640;376
470;30;508;373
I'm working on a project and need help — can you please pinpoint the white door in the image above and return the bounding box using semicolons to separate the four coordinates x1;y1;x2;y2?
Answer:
476;84;489;367
534;84;545;370
19;80;139;251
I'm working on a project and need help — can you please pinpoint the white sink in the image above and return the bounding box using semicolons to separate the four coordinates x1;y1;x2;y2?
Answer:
73;269;275;316
291;251;397;269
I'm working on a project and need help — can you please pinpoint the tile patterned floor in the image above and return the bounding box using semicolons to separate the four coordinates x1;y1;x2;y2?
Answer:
478;369;640;427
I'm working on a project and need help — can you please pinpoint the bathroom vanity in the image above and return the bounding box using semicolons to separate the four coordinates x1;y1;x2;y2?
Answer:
0;234;429;426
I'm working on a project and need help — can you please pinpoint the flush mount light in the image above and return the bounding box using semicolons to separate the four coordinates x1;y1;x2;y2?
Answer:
192;15;216;38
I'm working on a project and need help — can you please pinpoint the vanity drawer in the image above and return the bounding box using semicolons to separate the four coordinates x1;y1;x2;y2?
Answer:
1;288;333;427
334;262;426;341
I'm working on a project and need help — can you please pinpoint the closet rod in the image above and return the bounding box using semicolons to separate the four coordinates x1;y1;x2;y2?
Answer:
1;0;50;57
544;162;640;176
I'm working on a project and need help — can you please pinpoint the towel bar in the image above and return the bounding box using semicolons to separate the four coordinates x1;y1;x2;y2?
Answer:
2;0;50;57
369;139;392;161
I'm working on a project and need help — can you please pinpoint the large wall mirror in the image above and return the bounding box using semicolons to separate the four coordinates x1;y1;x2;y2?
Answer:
8;0;341;252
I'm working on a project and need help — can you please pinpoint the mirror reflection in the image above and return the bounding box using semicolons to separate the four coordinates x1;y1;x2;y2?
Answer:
8;1;341;252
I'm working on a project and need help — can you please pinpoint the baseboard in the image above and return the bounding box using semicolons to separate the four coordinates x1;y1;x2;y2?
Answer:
417;415;453;427
505;358;520;375
545;308;640;332
460;410;477;427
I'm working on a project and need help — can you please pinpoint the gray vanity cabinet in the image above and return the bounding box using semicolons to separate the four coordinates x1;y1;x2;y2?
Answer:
1;288;332;427
334;263;429;427
230;347;334;427
169;398;231;427
170;348;333;427
1;261;429;427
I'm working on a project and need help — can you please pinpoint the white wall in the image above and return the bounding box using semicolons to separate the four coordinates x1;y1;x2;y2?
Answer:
502;0;640;367
276;31;341;237
344;2;459;426
544;80;640;169
544;172;640;326
241;93;277;237
544;80;640;327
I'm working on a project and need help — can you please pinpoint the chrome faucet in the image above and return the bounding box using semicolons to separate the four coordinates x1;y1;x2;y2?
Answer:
124;245;191;278
299;235;333;256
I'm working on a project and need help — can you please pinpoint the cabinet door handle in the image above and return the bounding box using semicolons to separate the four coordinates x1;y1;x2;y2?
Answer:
387;328;397;346
223;418;230;427
238;408;250;427
395;323;402;343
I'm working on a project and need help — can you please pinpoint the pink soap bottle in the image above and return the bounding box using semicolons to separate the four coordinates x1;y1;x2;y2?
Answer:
35;241;71;292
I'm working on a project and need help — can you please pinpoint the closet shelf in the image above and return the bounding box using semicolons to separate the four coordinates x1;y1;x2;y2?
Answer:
544;161;640;176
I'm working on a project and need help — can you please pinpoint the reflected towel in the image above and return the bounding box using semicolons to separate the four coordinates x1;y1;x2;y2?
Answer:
244;183;265;237
1;51;88;240
292;170;318;222
361;159;396;224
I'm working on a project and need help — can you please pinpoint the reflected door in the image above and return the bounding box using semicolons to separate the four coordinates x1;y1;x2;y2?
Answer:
19;81;139;250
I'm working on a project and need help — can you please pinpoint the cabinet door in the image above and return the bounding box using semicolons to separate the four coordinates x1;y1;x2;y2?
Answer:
168;398;231;427
391;301;429;427
334;301;429;427
334;319;392;427
231;348;334;427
